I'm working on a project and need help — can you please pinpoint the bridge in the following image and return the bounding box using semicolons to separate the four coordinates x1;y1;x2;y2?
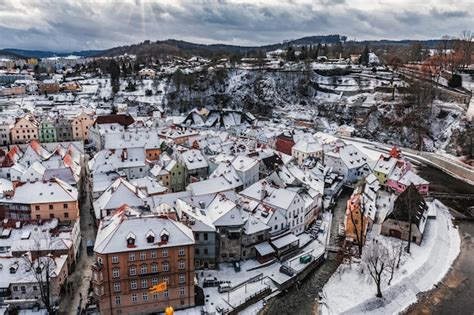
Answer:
427;193;474;201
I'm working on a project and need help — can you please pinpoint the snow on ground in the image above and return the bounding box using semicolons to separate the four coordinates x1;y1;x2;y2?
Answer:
174;213;331;315
321;200;460;314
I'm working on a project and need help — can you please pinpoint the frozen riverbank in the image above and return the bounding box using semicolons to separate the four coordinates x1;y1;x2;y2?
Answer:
320;200;461;314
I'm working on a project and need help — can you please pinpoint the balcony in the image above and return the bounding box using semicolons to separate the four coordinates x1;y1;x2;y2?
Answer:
92;262;103;272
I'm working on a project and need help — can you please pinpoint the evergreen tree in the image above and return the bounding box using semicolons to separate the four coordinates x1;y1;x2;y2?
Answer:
286;46;296;61
359;45;370;65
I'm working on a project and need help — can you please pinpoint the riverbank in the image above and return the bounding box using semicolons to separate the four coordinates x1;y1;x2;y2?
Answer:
320;200;461;314
405;221;474;314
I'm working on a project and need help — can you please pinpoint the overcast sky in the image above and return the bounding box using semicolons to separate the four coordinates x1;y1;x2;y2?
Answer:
0;0;472;52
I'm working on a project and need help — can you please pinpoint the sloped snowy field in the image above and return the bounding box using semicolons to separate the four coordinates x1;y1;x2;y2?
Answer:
321;200;460;314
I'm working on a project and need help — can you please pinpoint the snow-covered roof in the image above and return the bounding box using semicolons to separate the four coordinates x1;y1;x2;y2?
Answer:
292;140;323;154
0;178;77;204
254;241;275;256
271;233;299;249
94;209;194;254
187;177;234;196
180;149;208;170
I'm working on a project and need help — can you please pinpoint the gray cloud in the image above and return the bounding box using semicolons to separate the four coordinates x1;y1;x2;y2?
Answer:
0;0;471;51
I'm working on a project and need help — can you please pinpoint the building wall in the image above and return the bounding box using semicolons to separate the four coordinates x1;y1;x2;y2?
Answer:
93;245;195;315
170;163;186;193
275;136;294;155
381;219;423;245
146;149;161;161
0;124;12;146
39;122;57;143
11;118;39;144
72;113;94;141
194;231;217;269
56;120;74;142
344;194;367;245
30;200;79;222
217;227;242;263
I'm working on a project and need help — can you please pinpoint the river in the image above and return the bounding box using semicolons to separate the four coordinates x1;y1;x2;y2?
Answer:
405;166;474;314
261;188;352;315
262;165;474;315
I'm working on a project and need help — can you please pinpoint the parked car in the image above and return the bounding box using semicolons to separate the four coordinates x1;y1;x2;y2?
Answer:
86;240;95;255
233;261;241;272
218;282;232;293
203;277;219;287
279;265;294;276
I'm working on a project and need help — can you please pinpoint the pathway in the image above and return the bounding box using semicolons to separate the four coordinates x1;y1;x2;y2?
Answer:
58;156;97;314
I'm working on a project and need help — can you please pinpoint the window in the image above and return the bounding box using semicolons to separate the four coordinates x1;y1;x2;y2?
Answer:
153;292;159;300
162;262;169;272
151;277;158;286
112;268;120;278
130;280;137;290
115;295;121;305
162;276;169;285
151;263;158;273
179;287;185;296
36;215;41;219
64;212;69;218
204;233;208;241
49;214;54;219
140;252;146;260
49;205;53;210
140;264;147;274
20;286;26;293
178;260;185;270
129;253;135;261
33;286;37;291
141;279;148;289
195;248;200;255
143;292;148;301
163;290;169;299
113;282;121;292
112;256;119;264
204;248;208;255
35;205;40;211
151;250;157;259
12;286;17;292
178;247;185;256
129;265;136;276
162;249;168;257
179;274;186;284
131;293;138;303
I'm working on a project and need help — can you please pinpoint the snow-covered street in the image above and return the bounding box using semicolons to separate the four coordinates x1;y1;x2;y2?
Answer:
321;200;460;314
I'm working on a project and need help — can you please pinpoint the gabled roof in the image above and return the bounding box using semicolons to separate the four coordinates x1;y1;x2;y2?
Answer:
94;208;194;254
386;184;428;227
93;114;135;127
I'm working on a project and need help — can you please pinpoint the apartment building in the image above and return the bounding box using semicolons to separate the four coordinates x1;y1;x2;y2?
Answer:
92;208;195;315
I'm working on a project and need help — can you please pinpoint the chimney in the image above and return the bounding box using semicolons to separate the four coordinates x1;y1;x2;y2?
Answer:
199;201;206;209
121;148;128;161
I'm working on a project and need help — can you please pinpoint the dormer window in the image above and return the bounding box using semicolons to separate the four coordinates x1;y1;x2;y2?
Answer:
127;232;136;247
146;230;155;243
160;229;170;243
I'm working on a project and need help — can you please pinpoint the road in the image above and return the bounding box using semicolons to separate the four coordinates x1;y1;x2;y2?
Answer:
59;156;97;314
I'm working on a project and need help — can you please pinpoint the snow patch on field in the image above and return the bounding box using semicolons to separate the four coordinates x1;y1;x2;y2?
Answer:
321;200;460;314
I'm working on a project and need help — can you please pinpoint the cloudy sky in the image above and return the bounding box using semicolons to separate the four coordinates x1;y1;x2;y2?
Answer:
0;0;472;51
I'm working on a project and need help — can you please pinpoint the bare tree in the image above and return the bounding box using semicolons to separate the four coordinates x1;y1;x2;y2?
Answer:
20;252;57;314
459;30;473;69
349;199;366;257
363;241;390;298
387;240;404;285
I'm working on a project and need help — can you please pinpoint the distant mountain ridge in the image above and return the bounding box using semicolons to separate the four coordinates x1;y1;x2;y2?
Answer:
0;48;104;59
0;35;452;59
